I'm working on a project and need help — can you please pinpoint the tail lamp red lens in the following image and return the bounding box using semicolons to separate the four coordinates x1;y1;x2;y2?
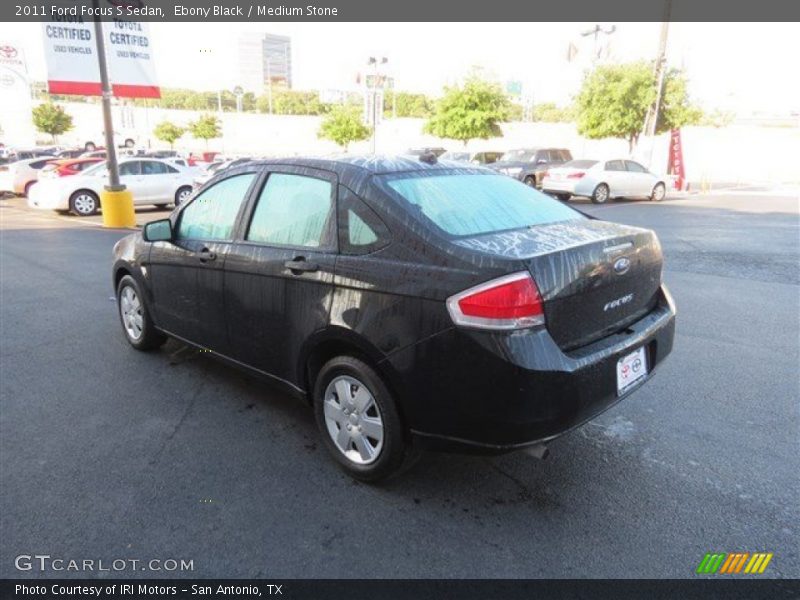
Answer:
567;172;585;179
446;272;545;330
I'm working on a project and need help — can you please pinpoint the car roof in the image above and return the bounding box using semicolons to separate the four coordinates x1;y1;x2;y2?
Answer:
246;155;472;177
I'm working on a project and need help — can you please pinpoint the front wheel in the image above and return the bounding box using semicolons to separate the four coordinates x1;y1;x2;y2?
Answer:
69;190;99;216
314;356;416;482
116;274;166;351
591;183;610;204
651;182;666;202
174;186;192;207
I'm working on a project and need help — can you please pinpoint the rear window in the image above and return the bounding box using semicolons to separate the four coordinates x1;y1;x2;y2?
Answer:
383;173;583;238
564;160;598;169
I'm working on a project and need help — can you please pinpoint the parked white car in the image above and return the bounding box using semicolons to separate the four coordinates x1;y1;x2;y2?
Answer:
0;156;56;196
28;158;195;216
542;159;667;204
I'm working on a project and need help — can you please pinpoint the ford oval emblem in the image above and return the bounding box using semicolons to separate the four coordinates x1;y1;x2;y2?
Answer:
613;257;631;275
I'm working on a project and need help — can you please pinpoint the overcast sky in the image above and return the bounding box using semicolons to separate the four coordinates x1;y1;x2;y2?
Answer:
2;21;797;115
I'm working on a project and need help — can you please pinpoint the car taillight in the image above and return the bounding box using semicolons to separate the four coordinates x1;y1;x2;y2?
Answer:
446;272;545;330
567;172;585;179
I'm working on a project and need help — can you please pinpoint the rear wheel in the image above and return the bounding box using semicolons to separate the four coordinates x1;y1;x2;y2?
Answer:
592;183;610;204
651;182;666;202
174;186;192;207
23;181;35;197
523;175;537;187
314;356;415;482
555;193;571;201
69;190;99;216
116;275;166;351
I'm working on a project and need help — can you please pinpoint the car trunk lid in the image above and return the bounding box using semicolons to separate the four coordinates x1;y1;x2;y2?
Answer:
454;219;663;350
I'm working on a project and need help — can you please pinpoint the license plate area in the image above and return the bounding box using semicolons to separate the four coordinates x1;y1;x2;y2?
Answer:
616;346;648;395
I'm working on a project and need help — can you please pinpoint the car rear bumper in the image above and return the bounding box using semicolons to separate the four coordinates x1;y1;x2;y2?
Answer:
385;285;676;453
541;179;578;194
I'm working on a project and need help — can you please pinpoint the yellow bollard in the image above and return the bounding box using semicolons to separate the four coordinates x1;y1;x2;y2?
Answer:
100;188;136;229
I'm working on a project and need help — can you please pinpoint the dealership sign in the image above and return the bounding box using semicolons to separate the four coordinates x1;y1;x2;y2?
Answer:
41;15;160;98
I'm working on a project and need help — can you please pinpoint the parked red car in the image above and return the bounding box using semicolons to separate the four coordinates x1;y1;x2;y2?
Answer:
39;158;104;179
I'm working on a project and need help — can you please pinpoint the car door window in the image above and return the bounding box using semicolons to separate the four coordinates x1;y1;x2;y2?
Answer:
338;186;390;254
605;160;626;171
625;160;648;173
247;173;333;248
177;173;256;241
30;159;51;169
119;162;141;176
141;160;168;175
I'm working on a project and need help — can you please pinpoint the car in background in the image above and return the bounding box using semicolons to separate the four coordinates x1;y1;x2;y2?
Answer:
406;147;447;158
28;158;195;216
0;157;58;196
192;157;252;189
38;157;105;179
111;155;675;481
490;148;572;188
440;151;504;165
3;148;55;162
54;148;87;160
542;159;667;204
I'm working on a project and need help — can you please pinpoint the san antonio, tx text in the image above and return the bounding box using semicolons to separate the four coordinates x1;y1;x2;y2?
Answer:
15;584;281;596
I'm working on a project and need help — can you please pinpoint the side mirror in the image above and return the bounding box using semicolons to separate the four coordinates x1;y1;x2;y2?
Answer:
143;218;173;242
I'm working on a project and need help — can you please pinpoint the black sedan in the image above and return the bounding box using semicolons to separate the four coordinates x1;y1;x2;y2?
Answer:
112;156;675;481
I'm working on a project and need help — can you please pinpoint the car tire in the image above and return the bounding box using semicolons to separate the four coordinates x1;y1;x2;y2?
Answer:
124;138;135;148
314;356;416;482
523;175;537;187
23;181;35;197
116;274;167;351
84;141;97;152
651;182;666;202
174;186;192;207
69;190;100;216
591;183;610;204
555;193;571;201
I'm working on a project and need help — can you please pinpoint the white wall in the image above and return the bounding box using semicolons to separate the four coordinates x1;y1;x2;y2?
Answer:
24;102;800;184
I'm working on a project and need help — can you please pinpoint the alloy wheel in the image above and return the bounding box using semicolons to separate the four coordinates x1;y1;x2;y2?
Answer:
323;375;384;465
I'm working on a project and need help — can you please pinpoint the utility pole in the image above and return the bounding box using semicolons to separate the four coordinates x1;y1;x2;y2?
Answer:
643;0;672;137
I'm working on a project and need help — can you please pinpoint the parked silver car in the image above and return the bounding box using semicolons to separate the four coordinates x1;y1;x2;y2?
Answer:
542;159;667;204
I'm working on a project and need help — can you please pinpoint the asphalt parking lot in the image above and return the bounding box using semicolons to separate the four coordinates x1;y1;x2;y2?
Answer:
1;189;798;579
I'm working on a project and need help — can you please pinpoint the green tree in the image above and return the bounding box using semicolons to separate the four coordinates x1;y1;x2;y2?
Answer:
153;121;185;149
317;106;371;151
31;103;73;142
388;92;435;118
576;61;702;151
188;114;222;148
424;78;512;146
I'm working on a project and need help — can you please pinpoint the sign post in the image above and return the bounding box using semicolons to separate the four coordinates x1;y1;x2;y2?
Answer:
92;1;134;228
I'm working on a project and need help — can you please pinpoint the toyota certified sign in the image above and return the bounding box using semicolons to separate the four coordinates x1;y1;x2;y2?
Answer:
0;45;18;59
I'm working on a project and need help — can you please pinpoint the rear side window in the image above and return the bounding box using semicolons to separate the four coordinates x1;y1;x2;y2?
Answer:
605;160;626;171
120;162;141;176
338;186;390;254
141;161;168;175
625;160;648;173
383;173;582;238
177;173;255;241
247;173;333;248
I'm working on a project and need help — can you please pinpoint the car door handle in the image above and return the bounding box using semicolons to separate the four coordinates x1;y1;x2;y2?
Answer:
284;258;318;274
197;248;216;263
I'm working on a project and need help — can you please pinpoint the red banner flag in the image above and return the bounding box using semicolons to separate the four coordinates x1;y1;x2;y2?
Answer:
667;128;685;190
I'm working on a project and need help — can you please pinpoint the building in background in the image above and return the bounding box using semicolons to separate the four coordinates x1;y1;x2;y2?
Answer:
237;32;292;94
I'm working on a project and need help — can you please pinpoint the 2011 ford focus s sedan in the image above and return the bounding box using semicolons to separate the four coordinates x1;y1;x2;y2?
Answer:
112;155;675;481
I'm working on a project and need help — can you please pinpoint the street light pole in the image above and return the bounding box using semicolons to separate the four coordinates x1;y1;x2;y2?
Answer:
92;0;134;227
92;0;121;191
